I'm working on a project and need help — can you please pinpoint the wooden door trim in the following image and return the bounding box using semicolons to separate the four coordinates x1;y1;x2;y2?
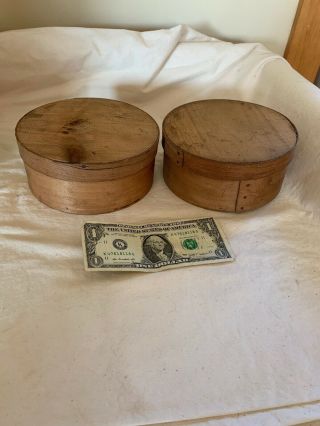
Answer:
284;0;320;83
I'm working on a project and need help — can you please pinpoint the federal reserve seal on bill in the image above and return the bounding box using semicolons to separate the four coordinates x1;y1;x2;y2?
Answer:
82;217;234;272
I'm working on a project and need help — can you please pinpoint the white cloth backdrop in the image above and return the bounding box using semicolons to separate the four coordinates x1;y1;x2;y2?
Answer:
0;25;320;426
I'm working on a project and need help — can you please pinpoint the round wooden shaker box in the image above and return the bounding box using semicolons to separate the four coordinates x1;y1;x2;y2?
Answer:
163;100;298;213
16;98;159;214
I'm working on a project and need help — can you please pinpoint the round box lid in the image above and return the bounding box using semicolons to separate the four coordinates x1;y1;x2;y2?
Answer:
163;100;298;180
16;98;159;180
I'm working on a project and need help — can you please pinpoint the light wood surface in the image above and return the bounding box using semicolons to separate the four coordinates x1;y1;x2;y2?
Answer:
236;170;286;212
16;98;159;169
163;158;239;212
16;98;159;214
18;142;157;182
163;100;297;213
25;163;154;214
284;0;320;83
163;100;297;163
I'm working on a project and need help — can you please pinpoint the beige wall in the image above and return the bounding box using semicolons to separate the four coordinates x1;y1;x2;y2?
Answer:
0;0;299;54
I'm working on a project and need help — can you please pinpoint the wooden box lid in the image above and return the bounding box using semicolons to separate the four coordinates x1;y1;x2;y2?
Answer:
163;100;298;180
16;98;159;182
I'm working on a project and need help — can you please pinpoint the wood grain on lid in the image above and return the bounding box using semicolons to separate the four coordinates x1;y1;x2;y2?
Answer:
163;100;297;164
16;98;159;169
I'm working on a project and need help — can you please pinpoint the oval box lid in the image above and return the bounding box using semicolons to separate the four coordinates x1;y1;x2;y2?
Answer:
163;100;298;181
16;98;159;182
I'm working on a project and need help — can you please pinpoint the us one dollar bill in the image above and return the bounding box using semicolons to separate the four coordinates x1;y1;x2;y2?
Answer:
82;217;234;272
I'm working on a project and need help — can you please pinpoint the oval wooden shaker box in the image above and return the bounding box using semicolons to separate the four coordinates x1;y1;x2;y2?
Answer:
16;98;159;214
163;100;298;213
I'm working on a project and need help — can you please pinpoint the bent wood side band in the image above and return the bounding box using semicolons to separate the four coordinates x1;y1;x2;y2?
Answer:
18;143;158;182
25;162;154;214
163;156;286;213
235;169;286;212
163;138;295;181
